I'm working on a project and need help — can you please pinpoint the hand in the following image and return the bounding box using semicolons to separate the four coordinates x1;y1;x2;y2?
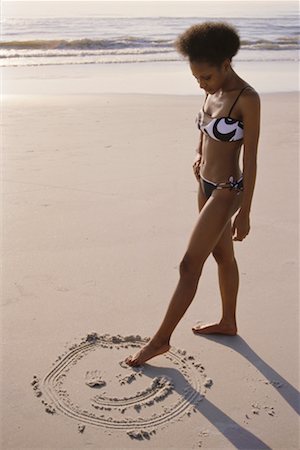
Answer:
232;211;250;241
192;154;201;182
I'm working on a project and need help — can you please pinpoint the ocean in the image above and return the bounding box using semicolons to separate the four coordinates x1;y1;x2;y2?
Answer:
1;1;299;67
1;1;299;94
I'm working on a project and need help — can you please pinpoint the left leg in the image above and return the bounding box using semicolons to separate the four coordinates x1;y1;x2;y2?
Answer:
125;189;241;366
192;220;239;335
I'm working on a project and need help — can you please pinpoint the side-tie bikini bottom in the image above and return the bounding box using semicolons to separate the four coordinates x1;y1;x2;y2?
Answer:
200;173;244;200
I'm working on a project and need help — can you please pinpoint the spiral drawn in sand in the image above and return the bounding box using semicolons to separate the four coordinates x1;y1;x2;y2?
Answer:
31;333;211;438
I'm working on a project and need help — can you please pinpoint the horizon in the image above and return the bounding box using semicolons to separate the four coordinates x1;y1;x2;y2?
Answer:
2;0;298;19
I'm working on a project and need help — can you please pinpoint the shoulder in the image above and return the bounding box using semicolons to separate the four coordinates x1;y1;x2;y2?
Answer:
240;86;260;119
240;86;260;143
241;86;260;106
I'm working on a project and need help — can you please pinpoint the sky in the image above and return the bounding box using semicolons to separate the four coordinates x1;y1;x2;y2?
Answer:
2;0;287;2
2;0;298;19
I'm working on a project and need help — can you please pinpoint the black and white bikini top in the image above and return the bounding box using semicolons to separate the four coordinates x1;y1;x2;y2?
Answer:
196;86;251;142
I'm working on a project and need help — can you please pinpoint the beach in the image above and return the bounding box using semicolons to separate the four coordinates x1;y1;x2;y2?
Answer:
1;0;299;447
1;89;299;449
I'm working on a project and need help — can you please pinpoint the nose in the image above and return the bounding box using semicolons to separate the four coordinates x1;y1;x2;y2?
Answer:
195;78;207;91
198;81;206;90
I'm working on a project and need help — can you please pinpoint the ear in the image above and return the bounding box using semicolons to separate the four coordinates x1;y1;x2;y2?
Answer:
223;58;231;71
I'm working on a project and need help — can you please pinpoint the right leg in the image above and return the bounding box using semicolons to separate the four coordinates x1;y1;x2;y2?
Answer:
193;182;241;335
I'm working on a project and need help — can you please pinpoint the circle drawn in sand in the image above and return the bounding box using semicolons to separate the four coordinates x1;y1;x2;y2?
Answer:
32;333;210;438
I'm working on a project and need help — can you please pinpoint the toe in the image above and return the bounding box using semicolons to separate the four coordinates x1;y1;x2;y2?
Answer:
192;327;205;334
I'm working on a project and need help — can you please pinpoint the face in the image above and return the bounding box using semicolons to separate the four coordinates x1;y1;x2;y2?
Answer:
189;60;229;94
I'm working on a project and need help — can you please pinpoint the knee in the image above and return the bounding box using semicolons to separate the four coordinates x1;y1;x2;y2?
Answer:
212;249;235;265
179;254;203;279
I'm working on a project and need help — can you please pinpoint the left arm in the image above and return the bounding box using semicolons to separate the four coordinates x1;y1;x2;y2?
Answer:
232;90;261;241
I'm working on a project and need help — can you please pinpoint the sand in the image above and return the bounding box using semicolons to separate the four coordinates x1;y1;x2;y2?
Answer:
1;92;299;449
30;332;208;440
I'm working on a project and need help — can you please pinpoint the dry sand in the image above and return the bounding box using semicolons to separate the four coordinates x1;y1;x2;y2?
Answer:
1;92;299;449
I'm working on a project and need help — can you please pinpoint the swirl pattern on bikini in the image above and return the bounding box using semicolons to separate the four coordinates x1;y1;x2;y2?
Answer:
31;332;211;439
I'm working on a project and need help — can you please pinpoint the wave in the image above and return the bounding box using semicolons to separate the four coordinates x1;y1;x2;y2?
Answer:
2;60;295;69
1;54;299;68
0;35;299;53
0;48;174;59
0;37;174;51
0;36;298;66
241;36;299;50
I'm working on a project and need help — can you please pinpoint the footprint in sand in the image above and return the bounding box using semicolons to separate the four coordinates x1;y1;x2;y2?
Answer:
85;370;106;388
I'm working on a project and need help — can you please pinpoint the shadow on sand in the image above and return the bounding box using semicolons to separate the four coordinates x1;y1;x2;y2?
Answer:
139;334;299;449
195;334;300;415
141;363;271;450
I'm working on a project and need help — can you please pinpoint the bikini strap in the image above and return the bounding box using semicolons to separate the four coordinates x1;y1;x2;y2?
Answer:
228;86;250;116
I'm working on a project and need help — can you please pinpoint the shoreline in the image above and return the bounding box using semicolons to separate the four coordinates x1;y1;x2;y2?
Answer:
2;60;299;96
2;91;299;107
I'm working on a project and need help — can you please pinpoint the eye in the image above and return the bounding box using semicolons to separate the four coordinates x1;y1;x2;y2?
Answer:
193;75;211;83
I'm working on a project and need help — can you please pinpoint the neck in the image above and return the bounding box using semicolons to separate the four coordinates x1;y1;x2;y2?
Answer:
220;67;240;93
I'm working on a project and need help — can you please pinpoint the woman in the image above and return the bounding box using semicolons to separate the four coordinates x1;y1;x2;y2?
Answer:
125;22;260;367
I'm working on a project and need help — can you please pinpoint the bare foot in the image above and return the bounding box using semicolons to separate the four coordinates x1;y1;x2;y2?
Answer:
192;321;237;336
125;339;171;367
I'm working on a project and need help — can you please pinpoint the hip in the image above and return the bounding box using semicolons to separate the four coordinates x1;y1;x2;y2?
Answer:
199;171;244;199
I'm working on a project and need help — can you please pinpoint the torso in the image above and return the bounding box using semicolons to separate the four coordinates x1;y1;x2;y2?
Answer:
197;84;253;183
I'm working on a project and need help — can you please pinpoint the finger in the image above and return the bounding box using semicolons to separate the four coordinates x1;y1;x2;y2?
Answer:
232;229;240;240
233;235;244;241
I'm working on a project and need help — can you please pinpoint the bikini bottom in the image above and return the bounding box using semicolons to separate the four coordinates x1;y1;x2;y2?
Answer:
200;173;244;200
